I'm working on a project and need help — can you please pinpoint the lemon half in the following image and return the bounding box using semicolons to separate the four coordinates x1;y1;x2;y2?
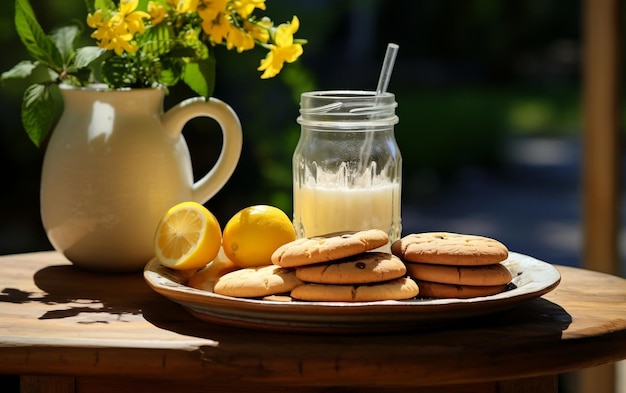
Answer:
154;201;222;270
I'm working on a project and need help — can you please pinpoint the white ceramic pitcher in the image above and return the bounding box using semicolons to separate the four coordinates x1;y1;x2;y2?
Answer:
40;85;242;272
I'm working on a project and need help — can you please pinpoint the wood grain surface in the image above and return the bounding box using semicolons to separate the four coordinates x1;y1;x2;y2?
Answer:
1;251;625;391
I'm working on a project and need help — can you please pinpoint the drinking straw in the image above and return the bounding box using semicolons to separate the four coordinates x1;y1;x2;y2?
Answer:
350;43;399;113
376;43;399;95
356;43;399;176
310;41;398;117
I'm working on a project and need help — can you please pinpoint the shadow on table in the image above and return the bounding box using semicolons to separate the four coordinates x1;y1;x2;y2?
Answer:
143;295;573;344
0;265;143;321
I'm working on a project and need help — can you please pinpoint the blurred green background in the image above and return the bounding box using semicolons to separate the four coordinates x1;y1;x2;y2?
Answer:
0;0;604;257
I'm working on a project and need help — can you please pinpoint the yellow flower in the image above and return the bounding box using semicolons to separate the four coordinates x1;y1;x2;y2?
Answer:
167;0;199;14
274;16;300;47
198;0;228;23
87;10;111;44
109;35;141;56
244;18;271;44
258;16;303;79
87;0;150;56
232;0;266;19
226;27;255;52
148;2;167;25
201;12;230;45
87;10;119;52
115;0;150;36
86;10;105;29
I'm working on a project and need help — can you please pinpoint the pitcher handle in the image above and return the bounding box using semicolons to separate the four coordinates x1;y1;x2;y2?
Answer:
161;96;243;204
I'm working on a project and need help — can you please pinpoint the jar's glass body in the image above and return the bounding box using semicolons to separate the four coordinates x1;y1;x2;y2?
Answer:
293;91;402;246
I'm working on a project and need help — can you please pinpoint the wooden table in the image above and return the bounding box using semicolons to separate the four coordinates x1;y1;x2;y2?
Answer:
1;251;625;393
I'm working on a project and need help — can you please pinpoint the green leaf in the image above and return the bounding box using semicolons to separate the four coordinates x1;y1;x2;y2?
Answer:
158;68;178;87
137;0;150;12
21;83;62;147
15;0;64;70
46;68;61;81
101;55;135;88
50;23;82;63
182;58;216;98
94;0;116;13
157;61;180;87
61;69;92;86
166;46;198;59
140;23;173;57
78;47;110;82
75;46;106;69
1;60;39;81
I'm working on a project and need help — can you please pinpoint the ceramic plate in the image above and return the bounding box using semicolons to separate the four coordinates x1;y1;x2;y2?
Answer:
144;252;560;333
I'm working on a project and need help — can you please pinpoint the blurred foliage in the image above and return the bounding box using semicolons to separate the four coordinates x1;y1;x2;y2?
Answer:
0;0;600;253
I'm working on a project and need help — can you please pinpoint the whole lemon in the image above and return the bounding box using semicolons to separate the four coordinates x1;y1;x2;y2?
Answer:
222;205;296;268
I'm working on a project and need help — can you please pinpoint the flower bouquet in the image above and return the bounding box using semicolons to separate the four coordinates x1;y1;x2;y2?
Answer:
2;0;306;146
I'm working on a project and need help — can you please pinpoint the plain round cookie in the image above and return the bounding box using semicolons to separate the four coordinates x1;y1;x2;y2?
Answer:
290;277;419;302
407;262;512;286
271;229;389;268
391;232;508;266
213;265;302;298
415;280;507;299
296;252;406;284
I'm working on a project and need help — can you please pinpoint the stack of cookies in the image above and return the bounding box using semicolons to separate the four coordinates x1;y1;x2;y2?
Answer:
272;229;418;302
209;230;512;301
391;232;512;299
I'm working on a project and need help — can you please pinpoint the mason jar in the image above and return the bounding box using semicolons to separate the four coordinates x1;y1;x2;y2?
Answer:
293;90;402;246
